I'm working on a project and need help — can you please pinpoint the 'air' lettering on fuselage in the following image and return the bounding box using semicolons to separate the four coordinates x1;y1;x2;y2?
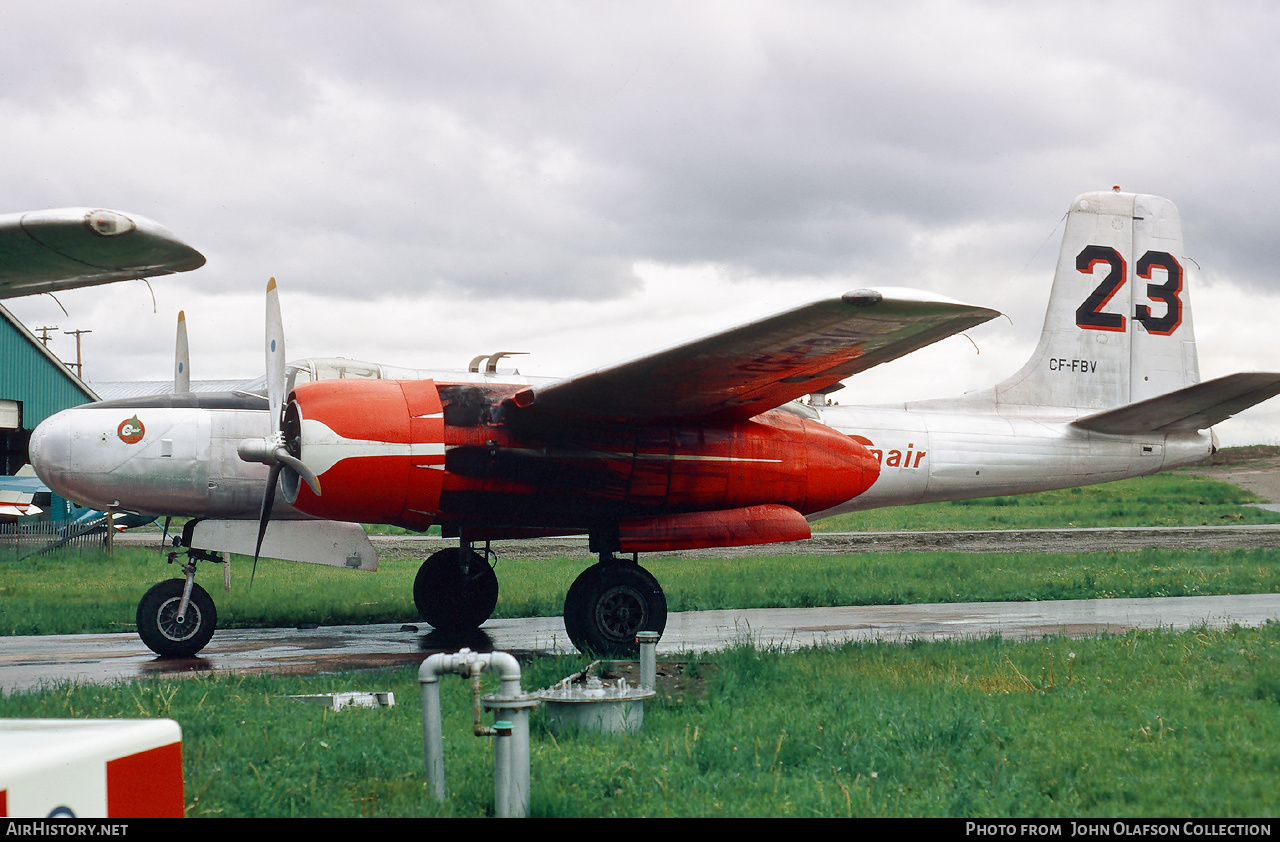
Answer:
850;435;927;469
1048;359;1098;373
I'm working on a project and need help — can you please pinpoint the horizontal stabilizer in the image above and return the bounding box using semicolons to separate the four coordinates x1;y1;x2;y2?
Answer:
1071;372;1280;435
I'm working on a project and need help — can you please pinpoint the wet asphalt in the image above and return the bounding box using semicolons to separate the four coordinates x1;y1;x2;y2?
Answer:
3;592;1278;695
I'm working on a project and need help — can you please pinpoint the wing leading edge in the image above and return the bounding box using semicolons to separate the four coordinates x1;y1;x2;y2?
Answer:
516;288;1000;422
0;208;205;298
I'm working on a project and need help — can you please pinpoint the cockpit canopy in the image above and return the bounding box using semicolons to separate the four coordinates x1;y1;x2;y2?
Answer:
236;357;427;398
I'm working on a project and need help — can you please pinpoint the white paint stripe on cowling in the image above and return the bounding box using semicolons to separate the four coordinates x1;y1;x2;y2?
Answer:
300;418;445;478
301;418;785;480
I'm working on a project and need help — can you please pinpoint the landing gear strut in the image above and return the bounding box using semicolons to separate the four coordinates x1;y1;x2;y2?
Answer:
563;557;667;657
137;526;223;658
413;545;499;632
137;561;219;658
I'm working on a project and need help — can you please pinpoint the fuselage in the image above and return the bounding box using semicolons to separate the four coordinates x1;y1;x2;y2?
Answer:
29;392;282;519
30;371;1214;528
808;398;1212;517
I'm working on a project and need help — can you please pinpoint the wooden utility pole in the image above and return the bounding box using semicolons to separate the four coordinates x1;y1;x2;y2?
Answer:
62;329;92;379
36;326;59;347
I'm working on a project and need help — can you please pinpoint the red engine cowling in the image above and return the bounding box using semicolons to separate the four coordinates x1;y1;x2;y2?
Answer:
284;379;445;530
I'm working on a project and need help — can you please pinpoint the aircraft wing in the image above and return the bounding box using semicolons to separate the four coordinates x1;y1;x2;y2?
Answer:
0;208;205;298
516;288;1000;422
0;469;49;518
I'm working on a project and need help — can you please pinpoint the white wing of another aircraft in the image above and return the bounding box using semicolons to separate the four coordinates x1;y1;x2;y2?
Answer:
0;465;47;518
0;208;205;298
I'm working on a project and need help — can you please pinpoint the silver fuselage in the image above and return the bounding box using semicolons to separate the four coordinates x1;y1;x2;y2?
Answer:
30;393;282;519
30;383;1213;523
808;400;1211;518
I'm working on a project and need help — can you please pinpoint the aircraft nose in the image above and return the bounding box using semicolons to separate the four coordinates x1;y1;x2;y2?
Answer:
28;411;73;491
29;408;127;511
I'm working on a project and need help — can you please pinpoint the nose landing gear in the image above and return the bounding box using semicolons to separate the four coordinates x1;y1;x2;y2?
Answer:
136;548;221;658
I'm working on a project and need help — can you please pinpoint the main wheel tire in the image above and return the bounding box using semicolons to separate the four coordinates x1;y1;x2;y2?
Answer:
413;548;499;631
136;579;217;658
561;564;596;649
563;562;667;657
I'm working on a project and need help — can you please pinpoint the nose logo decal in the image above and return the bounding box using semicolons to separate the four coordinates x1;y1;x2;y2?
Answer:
117;415;145;444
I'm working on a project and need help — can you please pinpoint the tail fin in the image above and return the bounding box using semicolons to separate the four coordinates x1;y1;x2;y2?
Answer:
993;190;1199;413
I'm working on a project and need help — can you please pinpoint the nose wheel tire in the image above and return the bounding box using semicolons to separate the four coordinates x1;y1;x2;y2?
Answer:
563;561;667;657
414;548;500;632
137;579;218;658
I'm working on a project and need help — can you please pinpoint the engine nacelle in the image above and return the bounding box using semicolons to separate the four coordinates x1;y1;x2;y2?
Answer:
284;379;445;529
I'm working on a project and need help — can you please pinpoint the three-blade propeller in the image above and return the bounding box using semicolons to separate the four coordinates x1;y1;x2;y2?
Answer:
236;278;322;583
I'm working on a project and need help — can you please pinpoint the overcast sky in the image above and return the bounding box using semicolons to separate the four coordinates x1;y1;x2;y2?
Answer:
3;1;1278;444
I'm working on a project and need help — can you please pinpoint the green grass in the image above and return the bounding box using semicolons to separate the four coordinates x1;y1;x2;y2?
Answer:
4;545;1280;637
813;472;1280;531
4;465;1280;816
4;625;1279;817
2;468;1279;637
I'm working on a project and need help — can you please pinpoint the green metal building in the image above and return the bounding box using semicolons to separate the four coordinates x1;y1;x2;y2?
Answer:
0;301;98;476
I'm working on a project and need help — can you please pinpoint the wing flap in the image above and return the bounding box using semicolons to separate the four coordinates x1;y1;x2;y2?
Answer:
521;288;999;421
1071;372;1280;435
189;519;378;571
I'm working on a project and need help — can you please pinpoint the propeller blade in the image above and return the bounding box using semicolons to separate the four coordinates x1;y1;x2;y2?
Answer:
251;463;282;587
244;279;320;586
174;311;190;393
265;278;285;435
276;448;322;497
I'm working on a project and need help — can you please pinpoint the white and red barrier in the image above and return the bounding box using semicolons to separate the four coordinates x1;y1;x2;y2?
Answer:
0;719;183;818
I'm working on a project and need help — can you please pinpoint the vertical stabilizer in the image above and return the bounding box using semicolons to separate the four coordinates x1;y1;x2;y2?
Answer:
993;190;1199;413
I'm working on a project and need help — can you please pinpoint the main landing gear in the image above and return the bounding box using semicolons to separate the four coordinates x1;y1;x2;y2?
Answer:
413;546;500;632
412;542;668;657
563;556;667;657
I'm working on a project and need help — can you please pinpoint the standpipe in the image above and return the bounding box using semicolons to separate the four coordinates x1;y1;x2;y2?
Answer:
419;649;536;818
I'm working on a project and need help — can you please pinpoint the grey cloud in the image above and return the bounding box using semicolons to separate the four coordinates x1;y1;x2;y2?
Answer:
3;1;1280;307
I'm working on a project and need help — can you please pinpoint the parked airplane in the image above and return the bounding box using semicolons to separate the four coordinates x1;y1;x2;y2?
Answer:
30;190;1280;659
